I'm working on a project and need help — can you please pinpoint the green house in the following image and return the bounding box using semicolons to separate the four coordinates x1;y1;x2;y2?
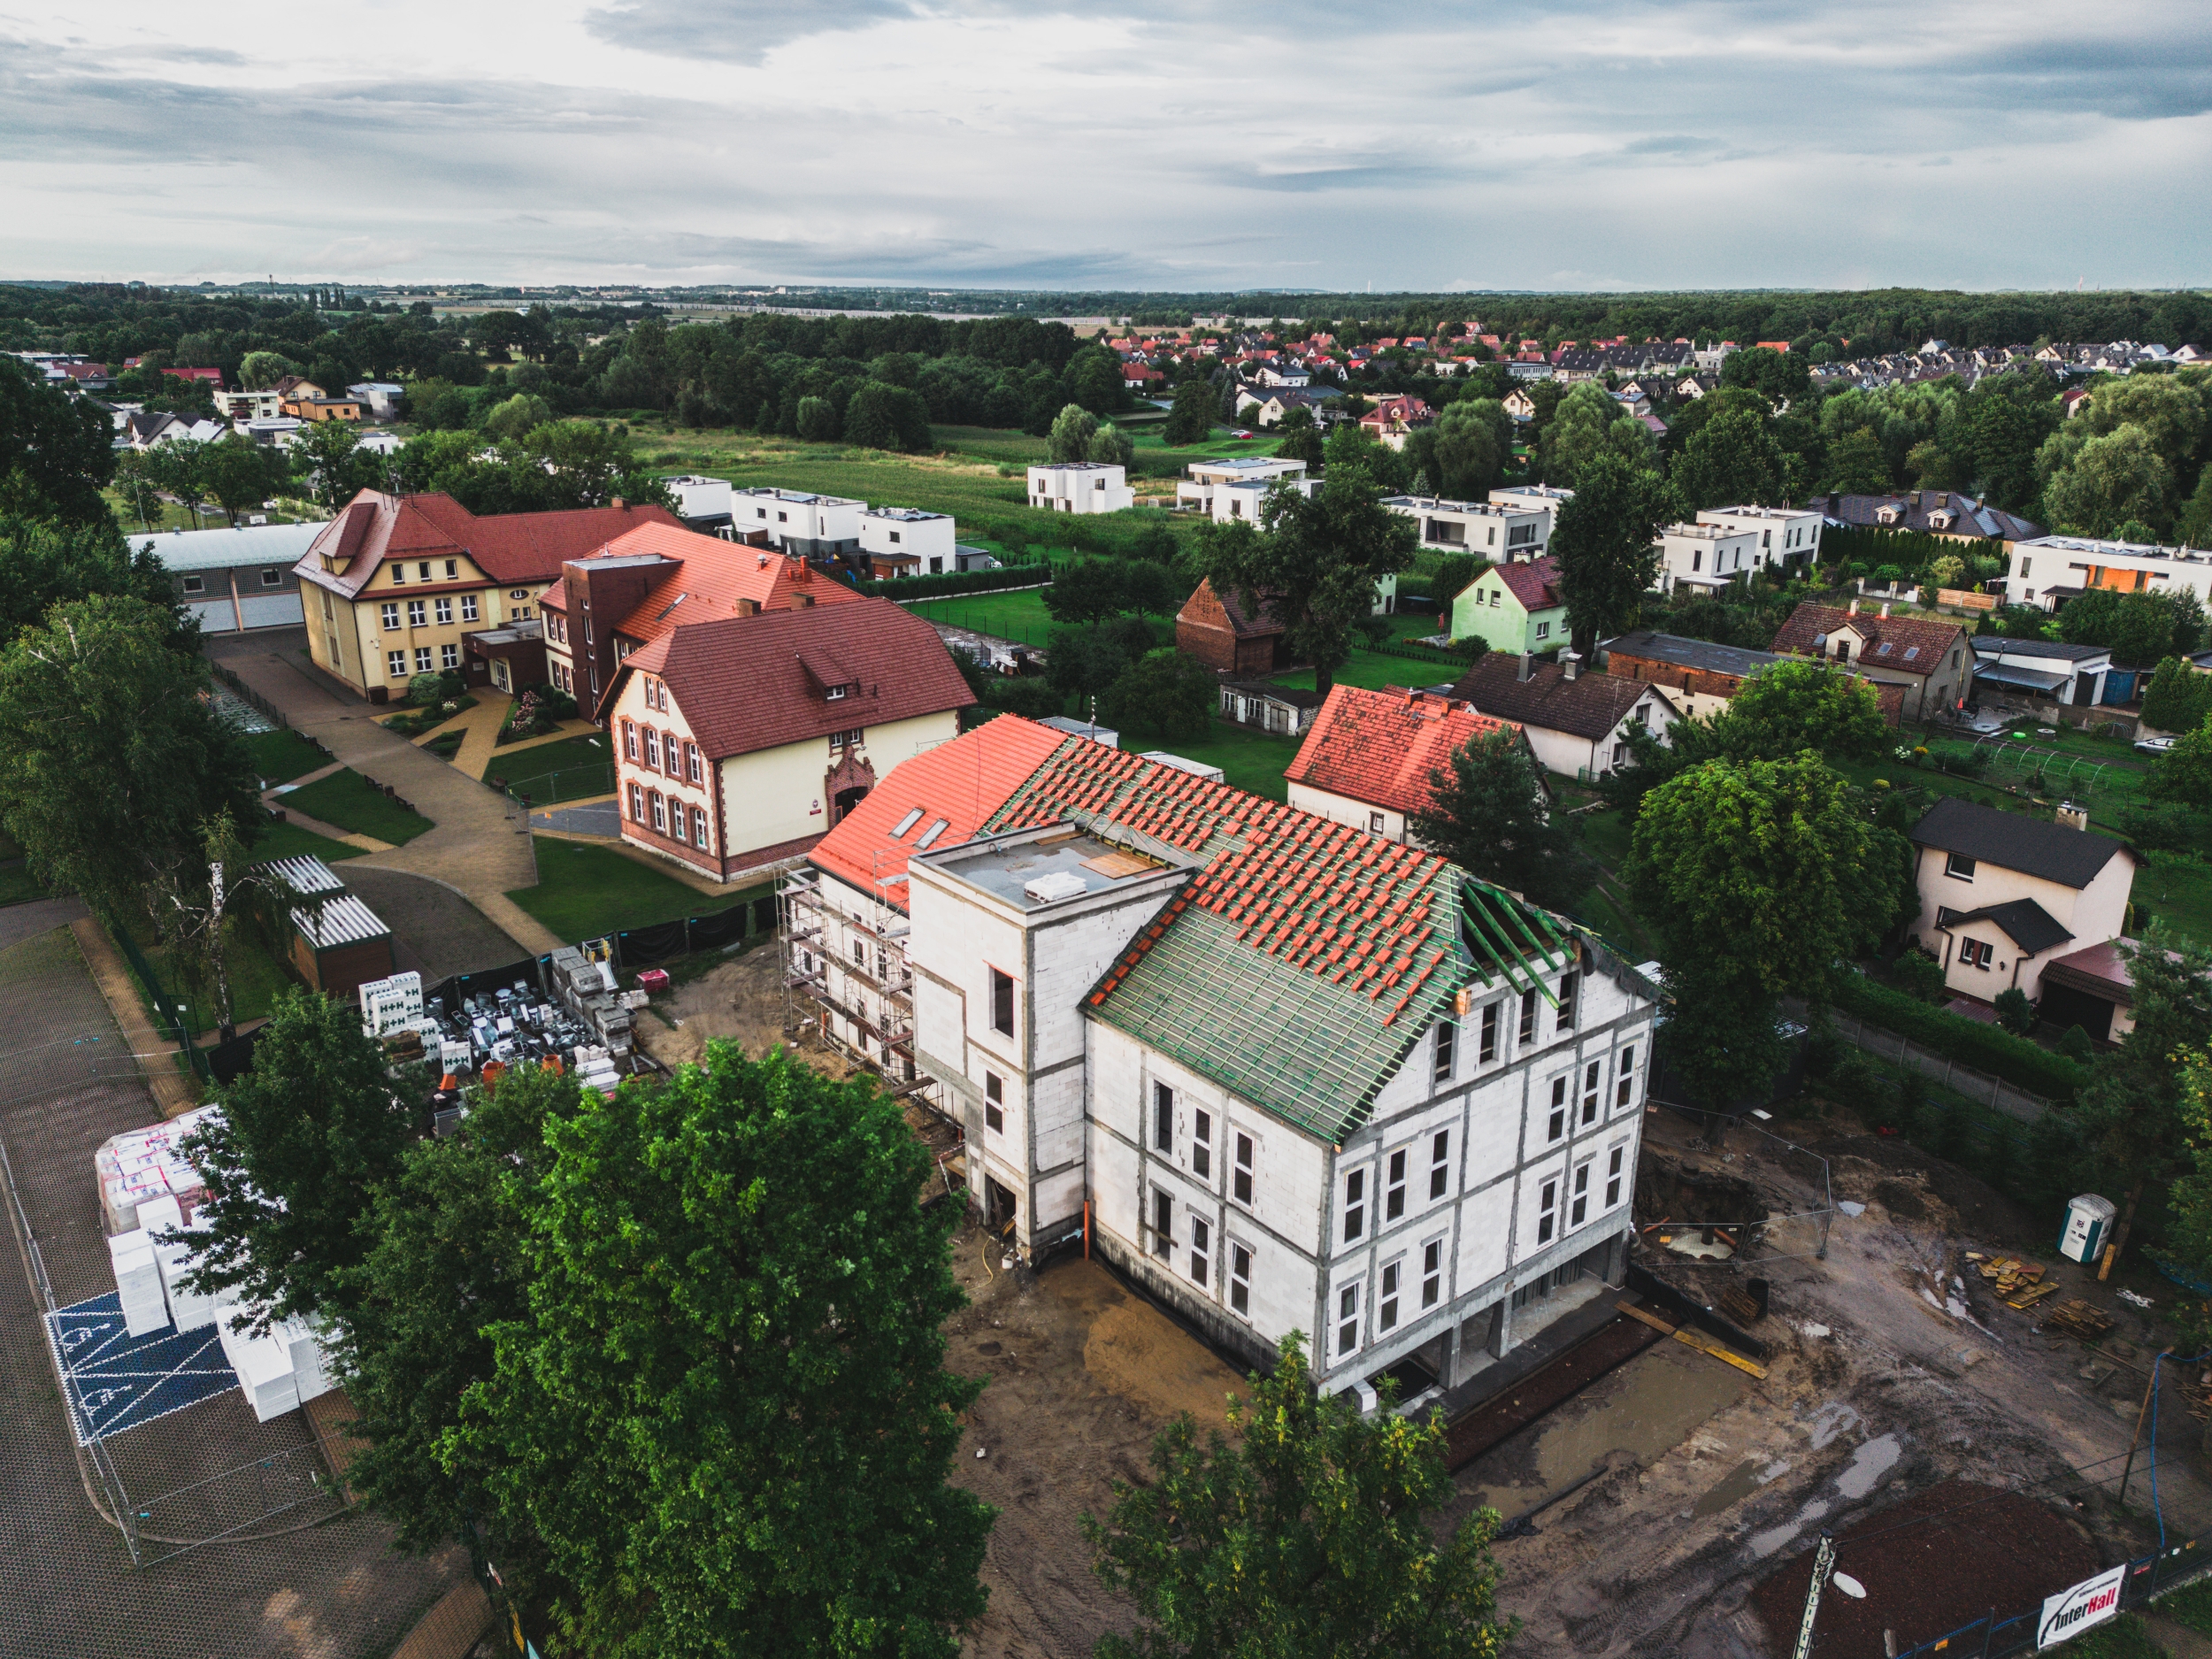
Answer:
1449;557;1566;656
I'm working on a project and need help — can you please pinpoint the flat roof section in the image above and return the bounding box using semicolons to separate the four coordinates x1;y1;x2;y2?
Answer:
933;831;1163;913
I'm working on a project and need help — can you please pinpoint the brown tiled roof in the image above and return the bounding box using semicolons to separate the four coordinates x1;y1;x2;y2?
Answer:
1284;686;1517;818
1489;556;1563;611
574;523;863;646
621;597;972;762
294;489;681;600
1769;603;1965;674
1449;653;1673;740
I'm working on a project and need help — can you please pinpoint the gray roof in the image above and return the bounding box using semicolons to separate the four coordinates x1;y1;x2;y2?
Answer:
1971;636;2112;664
1601;630;1783;680
132;521;329;573
1939;897;2073;956
1909;797;2131;890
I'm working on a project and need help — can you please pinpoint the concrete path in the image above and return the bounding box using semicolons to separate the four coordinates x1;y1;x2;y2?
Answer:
533;800;620;838
212;641;562;958
67;916;200;1116
0;895;88;954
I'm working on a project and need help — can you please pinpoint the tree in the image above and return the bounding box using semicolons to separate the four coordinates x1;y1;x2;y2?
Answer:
289;418;385;511
1717;658;1890;763
1;358;117;526
333;1064;571;1563
185;987;419;1325
1993;987;2036;1035
1431;399;1510;501
1049;402;1101;463
1548;454;1674;657
795;395;839;442
1064;344;1128;413
144;438;212;528
1411;726;1586;909
1673;403;1785;511
2074;929;2212;1270
1089;422;1135;469
2163;1046;2212;1353
1048;618;1154;705
2151;715;2212;810
844;381;933;451
1825;426;1892;495
1085;1333;1515;1659
237;350;303;390
0;514;187;649
1628;754;1901;1107
2042;425;2174;538
2142;657;2212;734
1206;464;1417;699
1164;380;1216;446
200;435;288;524
147;813;323;1037
1540;381;1650;487
1042;558;1130;626
1273;407;1325;467
456;1044;994;1659
1102;649;1215;742
0;595;259;918
483;392;553;442
2180;468;2212;547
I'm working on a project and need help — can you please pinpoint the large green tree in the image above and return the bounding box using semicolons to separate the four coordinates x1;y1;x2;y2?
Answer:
0;595;258;918
2040;425;2175;537
457;1044;995;1659
1540;381;1650;487
1825;426;1893;495
1411;726;1585;909
0;515;187;648
1430;398;1511;501
185;986;421;1324
1085;1333;1515;1659
1673;403;1786;511
1548;453;1674;657
1164;379;1216;446
290;417;388;511
1049;401;1102;463
2151;714;2212;810
201;435;291;524
1103;648;1216;742
1206;464;1417;698
1714;658;1890;762
1;358;117;526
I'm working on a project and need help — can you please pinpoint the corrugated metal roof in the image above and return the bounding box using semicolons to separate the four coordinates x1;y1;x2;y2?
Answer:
257;855;345;895
133;521;329;572
294;894;391;949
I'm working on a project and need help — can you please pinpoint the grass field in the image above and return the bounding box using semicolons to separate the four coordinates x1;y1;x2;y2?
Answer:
907;589;1061;648
2134;851;2212;946
253;818;367;864
483;733;618;803
1116;717;1304;802
0;862;46;907
280;768;434;845
506;837;723;941
132;921;298;1030
242;728;328;787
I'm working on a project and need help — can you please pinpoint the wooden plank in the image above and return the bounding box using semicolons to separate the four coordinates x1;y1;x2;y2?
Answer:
1611;1299;1770;1380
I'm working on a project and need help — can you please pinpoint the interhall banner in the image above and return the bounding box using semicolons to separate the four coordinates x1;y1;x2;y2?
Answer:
2037;1563;2126;1649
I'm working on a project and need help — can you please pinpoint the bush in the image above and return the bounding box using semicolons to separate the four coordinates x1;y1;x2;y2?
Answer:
407;672;446;707
859;562;1062;602
2057;1025;2095;1063
1993;987;2035;1035
1890;949;1946;1004
1832;972;2089;1100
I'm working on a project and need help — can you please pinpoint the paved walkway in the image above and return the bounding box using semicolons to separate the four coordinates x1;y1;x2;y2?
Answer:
67;916;200;1117
533;799;620;838
212;641;563;958
0;895;88;954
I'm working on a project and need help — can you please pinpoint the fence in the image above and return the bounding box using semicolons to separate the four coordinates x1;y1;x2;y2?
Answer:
1827;1010;2055;1125
105;919;212;1082
210;663;289;730
1894;1536;2209;1657
495;761;618;808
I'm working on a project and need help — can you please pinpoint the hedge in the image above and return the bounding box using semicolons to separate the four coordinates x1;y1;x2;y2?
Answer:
1831;972;2091;1101
858;562;1063;601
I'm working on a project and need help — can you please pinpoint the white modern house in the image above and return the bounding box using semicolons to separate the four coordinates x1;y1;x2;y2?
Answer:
1488;484;1574;529
1652;521;1762;593
2004;535;2212;611
663;474;735;532
1028;462;1134;515
1383;495;1549;560
731;488;866;557
1695;505;1823;573
790;718;1660;1401
1176;456;1310;516
859;506;957;576
346;382;405;421
214;389;283;422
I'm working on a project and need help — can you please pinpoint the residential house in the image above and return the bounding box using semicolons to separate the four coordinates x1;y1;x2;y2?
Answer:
214;389;284;423
1285;685;1524;843
346;382;404;421
1449;556;1566;656
1217;680;1322;739
2036;940;2148;1046
121;411;225;450
1696;504;1824;573
1767;601;1969;721
1451;653;1680;780
663;475;735;534
1908;797;2138;1006
1123;364;1165;394
1235;386;1325;427
1601;630;1905;724
858;507;957;577
1386;495;1549;564
790;715;1661;1394
291;396;363;424
1823;489;2043;547
1255;362;1311;388
1176;457;1310;517
731;488;866;557
2004;535;2212;613
1359;395;1432;450
543;522;863;710
138;521;321;635
1502;389;1539;424
1028;462;1133;515
607;598;972;882
1652;521;1761;594
294;489;682;702
1177;578;1289;675
1487;485;1574;538
1969;636;2116;707
1676;374;1718;399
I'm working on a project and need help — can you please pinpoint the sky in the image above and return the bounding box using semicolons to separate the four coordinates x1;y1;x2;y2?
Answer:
4;0;2209;293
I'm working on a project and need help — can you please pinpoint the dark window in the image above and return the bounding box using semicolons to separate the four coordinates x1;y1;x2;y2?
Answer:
1571;1162;1591;1227
990;969;1014;1037
1152;1190;1173;1257
984;1071;1003;1134
1946;851;1976;881
1336;1282;1360;1355
1385;1149;1407;1221
1581;1061;1601;1125
1479;1002;1499;1064
1189;1217;1210;1287
1343;1170;1365;1241
1421;1239;1442;1308
1538;1179;1557;1244
1429;1131;1450;1200
1379;1261;1401;1332
1556;972;1578;1033
1233;1133;1255;1206
1548;1077;1567;1143
1432;1020;1456;1083
1518;987;1537;1044
1229;1242;1252;1315
1192;1109;1212;1179
1616;1046;1637;1109
1605;1145;1624;1208
1153;1083;1174;1152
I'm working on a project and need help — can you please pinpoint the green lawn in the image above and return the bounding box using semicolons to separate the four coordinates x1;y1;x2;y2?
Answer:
241;727;328;787
253;818;368;864
1271;648;1463;695
907;589;1060;648
131;920;299;1030
0;862;47;907
482;733;618;804
2135;851;2212;947
279;768;434;845
507;837;728;941
1117;716;1304;803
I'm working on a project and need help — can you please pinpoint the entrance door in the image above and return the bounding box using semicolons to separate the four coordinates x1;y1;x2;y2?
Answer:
984;1177;1018;1242
2074;670;2099;705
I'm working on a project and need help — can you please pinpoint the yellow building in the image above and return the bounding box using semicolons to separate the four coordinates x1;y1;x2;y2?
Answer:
293;489;680;701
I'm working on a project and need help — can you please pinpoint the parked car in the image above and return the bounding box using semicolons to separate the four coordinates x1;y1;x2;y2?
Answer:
1232;429;1253;439
2135;735;2178;756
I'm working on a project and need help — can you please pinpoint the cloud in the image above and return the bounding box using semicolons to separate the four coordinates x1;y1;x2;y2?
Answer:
581;0;920;62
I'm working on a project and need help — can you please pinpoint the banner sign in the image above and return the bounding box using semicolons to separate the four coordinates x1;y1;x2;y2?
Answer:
2038;1564;2125;1648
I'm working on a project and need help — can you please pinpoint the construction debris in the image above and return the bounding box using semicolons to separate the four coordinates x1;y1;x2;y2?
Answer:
1615;1299;1770;1380
2041;1300;2116;1341
1966;1253;2062;1309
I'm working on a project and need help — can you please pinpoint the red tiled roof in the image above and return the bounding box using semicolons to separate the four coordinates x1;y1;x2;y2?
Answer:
809;715;1069;906
1283;686;1517;818
1179;577;1286;640
1769;603;1964;673
294;489;681;599
568;523;862;645
626;597;972;764
1488;556;1563;611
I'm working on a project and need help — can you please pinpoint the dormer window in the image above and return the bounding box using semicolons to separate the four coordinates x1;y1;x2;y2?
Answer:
391;565;405;583
826;685;848;701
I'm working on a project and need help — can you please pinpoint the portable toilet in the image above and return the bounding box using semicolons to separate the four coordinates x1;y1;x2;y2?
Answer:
2060;1194;2116;1263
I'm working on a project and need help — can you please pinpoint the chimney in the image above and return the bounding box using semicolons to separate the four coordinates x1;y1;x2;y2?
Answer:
1847;598;1860;616
1561;650;1581;681
1879;602;1892;619
795;593;815;609
2055;801;2089;832
613;496;626;511
1517;652;1534;683
734;597;760;617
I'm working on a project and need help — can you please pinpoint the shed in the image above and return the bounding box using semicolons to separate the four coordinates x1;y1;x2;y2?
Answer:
257;855;396;999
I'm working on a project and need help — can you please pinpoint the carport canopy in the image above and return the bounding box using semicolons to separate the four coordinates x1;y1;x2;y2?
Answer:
1971;661;2070;693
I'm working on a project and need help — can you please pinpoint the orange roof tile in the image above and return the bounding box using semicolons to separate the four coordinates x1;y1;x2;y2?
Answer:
569;523;864;645
1282;685;1519;822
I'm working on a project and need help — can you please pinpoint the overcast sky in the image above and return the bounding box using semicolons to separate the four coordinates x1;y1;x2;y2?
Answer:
4;0;2208;292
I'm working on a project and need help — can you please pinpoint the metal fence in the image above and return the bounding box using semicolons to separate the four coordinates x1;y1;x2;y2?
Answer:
1895;1537;2208;1657
495;761;618;808
1827;1010;2056;1125
209;664;289;730
104;919;211;1083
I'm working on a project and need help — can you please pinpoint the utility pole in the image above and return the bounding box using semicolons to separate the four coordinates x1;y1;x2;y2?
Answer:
1792;1531;1837;1659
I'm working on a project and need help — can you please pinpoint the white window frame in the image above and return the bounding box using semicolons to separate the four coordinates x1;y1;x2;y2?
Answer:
1580;1060;1601;1127
1334;1278;1362;1357
434;597;453;625
1604;1141;1627;1210
1616;1044;1639;1111
1342;1167;1366;1243
1228;1239;1253;1317
1232;1130;1256;1209
1192;1108;1212;1181
1189;1215;1210;1290
387;649;407;679
460;595;478;622
413;647;432;672
1428;1130;1451;1201
1378;1257;1403;1333
406;600;426;627
380;602;399;630
1420;1236;1444;1310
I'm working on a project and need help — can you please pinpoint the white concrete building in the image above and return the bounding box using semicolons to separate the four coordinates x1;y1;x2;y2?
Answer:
663;475;734;532
1028;462;1134;515
793;718;1659;1398
1176;456;1310;516
2005;535;2212;611
346;382;404;420
1382;495;1549;560
214;389;283;423
731;488;866;557
1695;504;1823;574
1653;521;1762;593
859;507;957;576
1488;484;1574;531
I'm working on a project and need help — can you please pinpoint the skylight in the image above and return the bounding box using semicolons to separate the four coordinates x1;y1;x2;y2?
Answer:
1903;646;1919;660
891;808;924;838
914;818;951;850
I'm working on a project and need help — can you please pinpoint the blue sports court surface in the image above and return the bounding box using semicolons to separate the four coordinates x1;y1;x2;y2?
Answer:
42;1293;236;1446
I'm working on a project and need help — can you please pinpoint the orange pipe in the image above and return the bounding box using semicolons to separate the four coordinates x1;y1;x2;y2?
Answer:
1083;1200;1091;1259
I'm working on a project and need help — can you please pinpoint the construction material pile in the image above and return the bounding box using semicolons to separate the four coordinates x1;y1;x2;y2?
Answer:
1966;1253;2058;1310
95;1104;220;1235
2042;1299;2116;1341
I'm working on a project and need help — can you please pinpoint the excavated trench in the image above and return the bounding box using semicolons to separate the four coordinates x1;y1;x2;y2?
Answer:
1636;1148;1770;1262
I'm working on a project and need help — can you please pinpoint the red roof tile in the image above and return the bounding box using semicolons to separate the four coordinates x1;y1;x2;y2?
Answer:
295;489;681;600
1769;603;1965;672
1283;686;1518;818
1488;555;1563;611
568;523;864;645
